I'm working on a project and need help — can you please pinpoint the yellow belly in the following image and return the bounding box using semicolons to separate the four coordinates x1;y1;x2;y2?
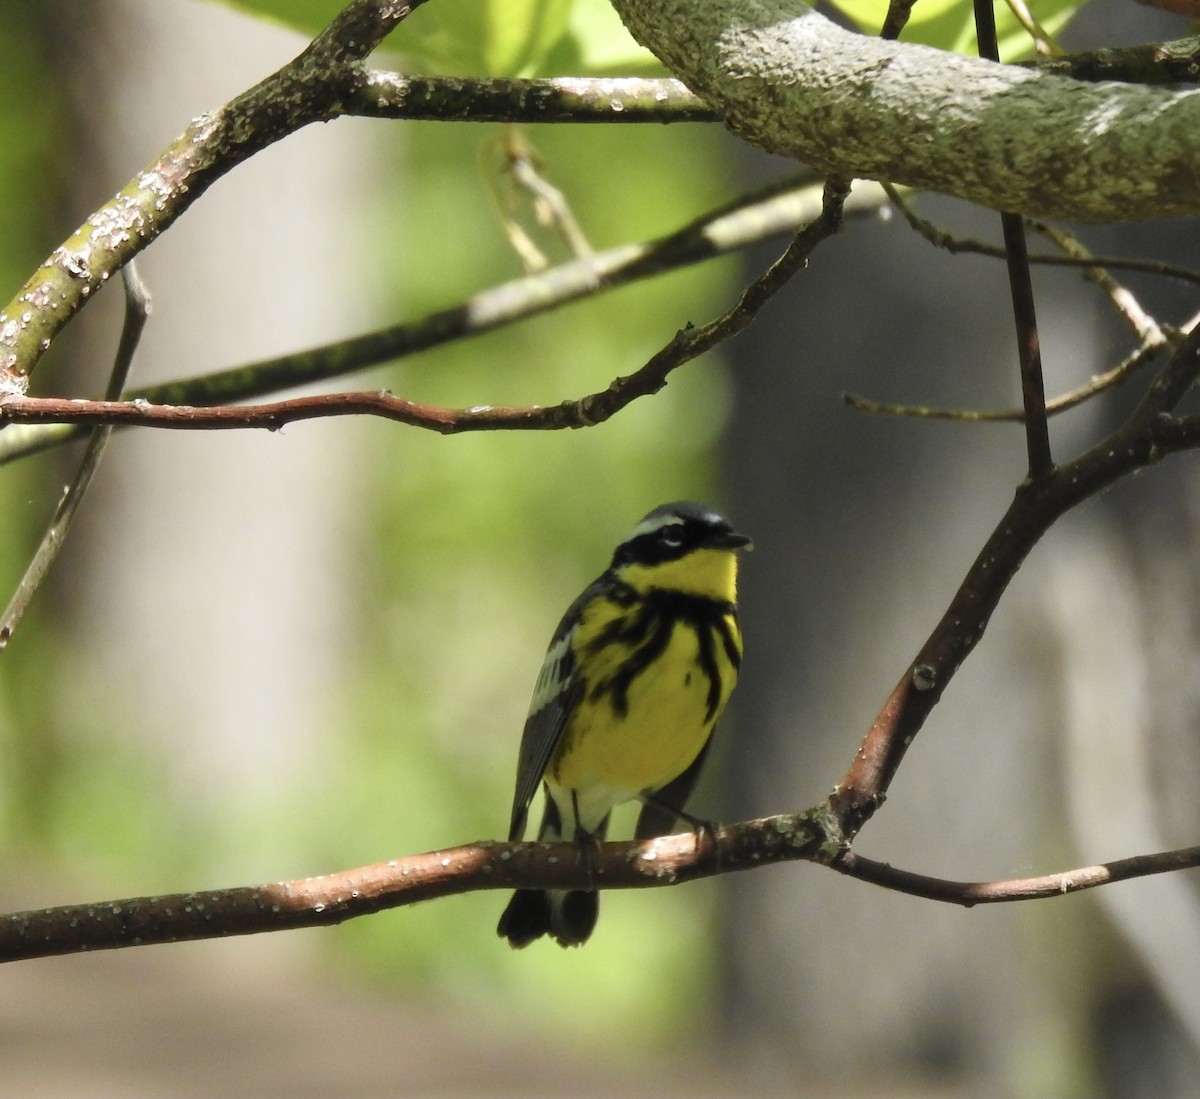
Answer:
547;616;734;832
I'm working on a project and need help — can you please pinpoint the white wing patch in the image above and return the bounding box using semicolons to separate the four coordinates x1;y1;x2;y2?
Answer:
528;631;573;716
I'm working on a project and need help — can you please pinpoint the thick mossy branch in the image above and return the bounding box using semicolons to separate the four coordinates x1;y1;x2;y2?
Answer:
608;0;1200;222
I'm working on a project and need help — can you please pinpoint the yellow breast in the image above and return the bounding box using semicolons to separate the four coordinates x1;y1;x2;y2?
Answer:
547;586;741;831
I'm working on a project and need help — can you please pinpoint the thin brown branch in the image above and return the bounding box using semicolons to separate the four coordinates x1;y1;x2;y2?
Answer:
0;814;827;962
3;806;1198;960
0;1;425;392
831;323;1200;838
0;176;878;464
842;334;1170;422
0;263;150;650
833;844;1200;905
0;390;580;434
0;180;853;438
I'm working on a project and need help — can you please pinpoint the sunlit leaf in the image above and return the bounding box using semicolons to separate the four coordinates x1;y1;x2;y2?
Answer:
829;0;1081;59
208;0;579;76
544;0;663;74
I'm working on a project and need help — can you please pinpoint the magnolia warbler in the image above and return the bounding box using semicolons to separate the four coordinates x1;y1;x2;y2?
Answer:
497;501;751;948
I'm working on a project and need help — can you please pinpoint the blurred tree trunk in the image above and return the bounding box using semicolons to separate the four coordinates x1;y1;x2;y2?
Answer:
722;0;1200;1093
35;0;375;878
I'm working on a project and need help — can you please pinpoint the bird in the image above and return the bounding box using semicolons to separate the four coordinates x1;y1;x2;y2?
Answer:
497;501;751;948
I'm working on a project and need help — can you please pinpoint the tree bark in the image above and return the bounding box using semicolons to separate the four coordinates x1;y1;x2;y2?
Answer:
608;0;1200;221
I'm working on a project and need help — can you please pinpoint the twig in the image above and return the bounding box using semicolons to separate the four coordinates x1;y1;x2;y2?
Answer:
883;184;1200;287
843;331;1172;422
1003;0;1064;55
831;322;1200;838
1000;209;1053;475
1028;220;1169;346
484;127;593;272
0;179;880;450
833;844;1200;905
0;390;597;434
628;177;850;390
1028;34;1200;85
975;0;1051;477
878;0;919;39
0;264;150;650
859;193;1188;422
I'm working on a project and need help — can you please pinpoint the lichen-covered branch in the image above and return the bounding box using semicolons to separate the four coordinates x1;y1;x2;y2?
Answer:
0;0;429;394
608;0;1200;221
352;72;715;121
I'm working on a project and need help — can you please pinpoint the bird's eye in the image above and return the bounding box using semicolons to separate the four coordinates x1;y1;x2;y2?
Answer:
659;525;685;547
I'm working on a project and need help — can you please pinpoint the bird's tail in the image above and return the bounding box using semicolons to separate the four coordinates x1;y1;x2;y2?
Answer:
497;888;598;948
497;800;606;948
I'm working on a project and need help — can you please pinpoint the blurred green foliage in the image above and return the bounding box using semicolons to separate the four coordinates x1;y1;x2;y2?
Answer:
0;1;80;854
832;0;1080;56
211;0;1086;70
210;0;661;75
0;0;741;1050
310;115;739;1036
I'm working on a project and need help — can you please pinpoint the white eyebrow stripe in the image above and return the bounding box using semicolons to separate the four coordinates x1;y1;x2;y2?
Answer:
627;513;686;541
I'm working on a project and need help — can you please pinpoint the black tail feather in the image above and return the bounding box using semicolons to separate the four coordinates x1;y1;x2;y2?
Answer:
497;888;599;949
552;890;599;946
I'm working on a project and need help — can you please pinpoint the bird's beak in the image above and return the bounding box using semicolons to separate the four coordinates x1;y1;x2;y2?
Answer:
713;530;753;551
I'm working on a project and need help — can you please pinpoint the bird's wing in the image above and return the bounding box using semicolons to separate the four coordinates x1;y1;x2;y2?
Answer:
506;584;595;840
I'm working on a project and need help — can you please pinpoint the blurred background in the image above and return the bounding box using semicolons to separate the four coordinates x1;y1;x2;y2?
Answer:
2;0;1199;1095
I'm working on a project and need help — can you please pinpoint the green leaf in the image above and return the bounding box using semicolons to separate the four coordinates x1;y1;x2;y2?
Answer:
206;0;580;77
828;0;1081;59
392;0;576;76
545;0;664;74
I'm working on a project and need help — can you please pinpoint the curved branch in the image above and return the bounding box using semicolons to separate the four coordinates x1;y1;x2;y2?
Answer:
831;325;1200;836
0;177;876;456
608;0;1200;221
833;845;1200;905
0;185;848;434
0;264;150;651
0;815;826;962
2;807;1198;961
0;0;427;392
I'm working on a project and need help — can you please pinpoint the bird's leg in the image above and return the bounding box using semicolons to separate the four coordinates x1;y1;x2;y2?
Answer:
637;790;721;871
569;790;609;889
